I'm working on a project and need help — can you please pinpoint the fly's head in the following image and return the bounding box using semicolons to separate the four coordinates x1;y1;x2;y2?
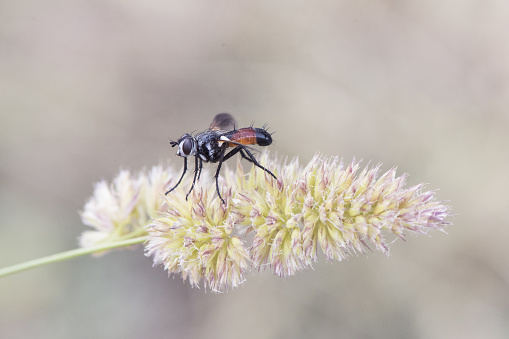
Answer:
171;134;197;157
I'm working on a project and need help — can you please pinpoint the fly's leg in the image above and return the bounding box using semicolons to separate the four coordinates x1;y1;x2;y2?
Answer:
165;157;188;195
214;144;241;204
197;157;203;180
240;149;277;180
186;155;200;200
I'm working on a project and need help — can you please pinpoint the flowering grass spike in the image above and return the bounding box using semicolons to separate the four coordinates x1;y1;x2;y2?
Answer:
1;151;448;285
230;154;450;278
144;152;451;291
80;166;173;250
145;183;249;292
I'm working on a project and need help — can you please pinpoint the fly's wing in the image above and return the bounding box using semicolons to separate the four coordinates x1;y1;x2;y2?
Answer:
209;113;236;131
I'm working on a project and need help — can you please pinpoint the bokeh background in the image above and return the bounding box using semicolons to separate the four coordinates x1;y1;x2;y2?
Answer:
1;1;508;338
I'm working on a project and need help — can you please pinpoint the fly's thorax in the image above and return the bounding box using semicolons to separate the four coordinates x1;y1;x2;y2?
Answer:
196;130;223;163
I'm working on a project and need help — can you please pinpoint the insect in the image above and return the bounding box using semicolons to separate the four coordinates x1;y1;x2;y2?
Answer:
165;113;277;204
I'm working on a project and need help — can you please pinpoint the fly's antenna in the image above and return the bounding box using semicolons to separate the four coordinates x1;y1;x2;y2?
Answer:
168;136;178;147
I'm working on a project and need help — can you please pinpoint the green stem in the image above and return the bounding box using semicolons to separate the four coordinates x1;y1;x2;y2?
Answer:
0;236;148;278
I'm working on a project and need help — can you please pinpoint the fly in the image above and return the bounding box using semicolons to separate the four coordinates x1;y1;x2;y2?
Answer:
165;113;277;204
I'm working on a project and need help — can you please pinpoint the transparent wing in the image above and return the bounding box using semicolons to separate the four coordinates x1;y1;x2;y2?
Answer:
209;113;236;131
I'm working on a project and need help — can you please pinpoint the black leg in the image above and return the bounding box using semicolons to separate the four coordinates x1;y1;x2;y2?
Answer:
185;155;200;200
197;157;203;180
239;149;251;162
241;148;277;180
165;157;188;195
214;144;231;204
222;146;244;161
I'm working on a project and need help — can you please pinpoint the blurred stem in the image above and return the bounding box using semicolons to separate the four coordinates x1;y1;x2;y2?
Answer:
0;236;148;278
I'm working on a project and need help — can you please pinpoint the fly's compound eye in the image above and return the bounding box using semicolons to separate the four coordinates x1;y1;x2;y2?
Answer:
180;138;194;156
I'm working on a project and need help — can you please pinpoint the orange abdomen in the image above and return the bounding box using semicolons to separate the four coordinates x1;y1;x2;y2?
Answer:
227;128;257;146
224;127;273;148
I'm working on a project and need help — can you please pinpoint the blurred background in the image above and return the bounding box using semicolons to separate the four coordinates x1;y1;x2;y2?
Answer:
1;1;508;338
